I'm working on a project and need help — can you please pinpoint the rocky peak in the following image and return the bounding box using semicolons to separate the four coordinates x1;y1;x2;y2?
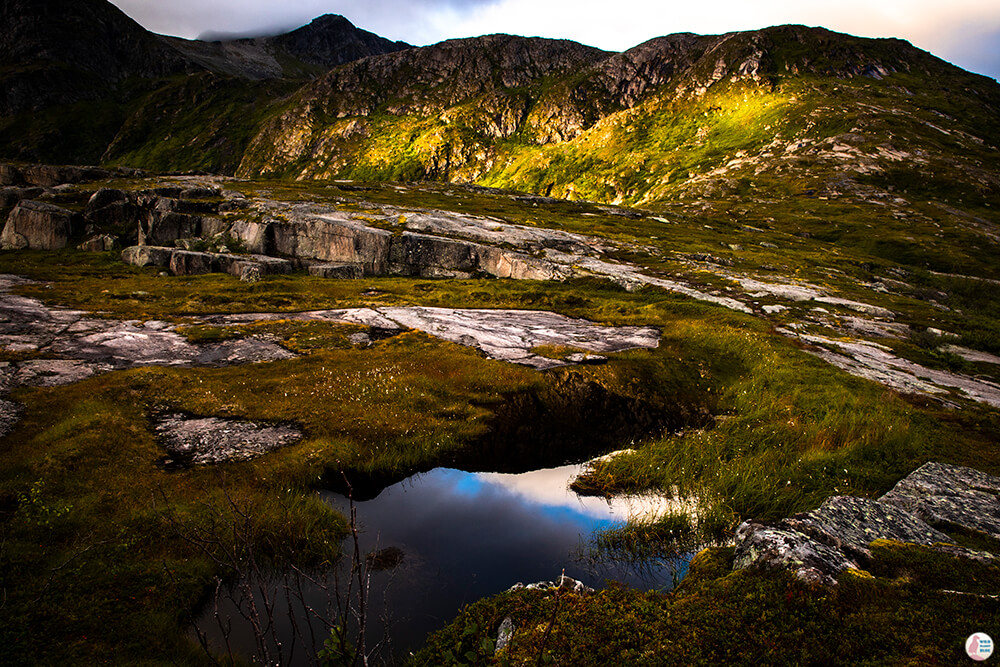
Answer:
306;34;611;118
271;13;411;69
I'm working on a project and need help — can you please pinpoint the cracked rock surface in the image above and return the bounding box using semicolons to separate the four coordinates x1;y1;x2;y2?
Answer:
733;462;999;585
780;328;1000;408
880;461;1000;541
210;306;662;370
154;413;303;465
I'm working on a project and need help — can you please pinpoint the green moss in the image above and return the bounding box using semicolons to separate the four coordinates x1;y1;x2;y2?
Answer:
415;561;999;665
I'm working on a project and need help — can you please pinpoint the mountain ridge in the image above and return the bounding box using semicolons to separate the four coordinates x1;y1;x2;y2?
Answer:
1;0;999;215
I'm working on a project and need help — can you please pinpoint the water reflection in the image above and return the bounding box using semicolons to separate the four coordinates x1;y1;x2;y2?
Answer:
320;464;692;659
196;464;693;664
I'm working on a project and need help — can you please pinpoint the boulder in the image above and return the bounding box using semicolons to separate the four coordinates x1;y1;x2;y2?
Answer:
308;262;364;279
169;250;216;275
390;232;478;277
238;264;261;283
479;245;573;280
21;165;111;187
84;188;142;230
733;495;952;584
200;217;230;238
0;164;24;186
121;245;173;268
732;521;856;586
0;186;44;208
139;210;203;247
216;254;292;279
1;200;79;249
78;234;119;252
178;186;221;200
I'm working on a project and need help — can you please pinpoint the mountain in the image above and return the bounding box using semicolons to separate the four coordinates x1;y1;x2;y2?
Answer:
237;25;1000;210
0;0;409;166
164;14;411;80
0;0;193;114
1;0;999;217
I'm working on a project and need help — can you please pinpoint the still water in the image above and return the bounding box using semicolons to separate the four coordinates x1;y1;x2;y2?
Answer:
198;462;693;663
321;463;691;659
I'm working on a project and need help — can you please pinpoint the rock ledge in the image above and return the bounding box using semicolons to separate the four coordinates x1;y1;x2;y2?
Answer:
733;462;999;585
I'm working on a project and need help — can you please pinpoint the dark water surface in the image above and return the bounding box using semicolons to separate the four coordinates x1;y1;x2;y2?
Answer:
197;464;691;663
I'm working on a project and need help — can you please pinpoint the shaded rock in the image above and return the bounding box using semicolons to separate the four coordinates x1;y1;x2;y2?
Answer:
1;200;79;250
390;232;478;278
0;398;23;438
401;210;602;255
122;245;173;268
477;245;573;280
84;187;142;225
154;413;303;465
20;165;111;187
215;253;293;279
271;213;392;275
880;462;1000;541
309;262;364;279
169;250;216;275
139;210;203;246
228;218;273;254
0;164;24;186
238;264;261;283
78;234;118;252
0;186;44;208
178;186;221;200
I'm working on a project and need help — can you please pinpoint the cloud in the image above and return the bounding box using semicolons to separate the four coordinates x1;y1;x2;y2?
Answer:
109;0;502;44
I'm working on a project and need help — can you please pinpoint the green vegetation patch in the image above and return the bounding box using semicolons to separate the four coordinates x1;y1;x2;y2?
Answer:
413;544;1000;665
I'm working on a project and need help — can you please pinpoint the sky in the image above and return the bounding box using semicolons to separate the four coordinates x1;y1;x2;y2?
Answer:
108;0;1000;81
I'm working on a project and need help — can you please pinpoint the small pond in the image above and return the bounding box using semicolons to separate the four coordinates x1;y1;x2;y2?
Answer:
197;461;694;663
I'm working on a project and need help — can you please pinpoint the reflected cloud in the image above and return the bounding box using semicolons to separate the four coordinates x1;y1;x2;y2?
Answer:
476;463;696;523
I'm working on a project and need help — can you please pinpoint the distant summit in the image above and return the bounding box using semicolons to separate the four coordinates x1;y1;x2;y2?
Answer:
272;14;411;69
166;13;411;80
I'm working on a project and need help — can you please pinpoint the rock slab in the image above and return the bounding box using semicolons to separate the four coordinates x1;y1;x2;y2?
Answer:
733;462;999;585
155;413;303;465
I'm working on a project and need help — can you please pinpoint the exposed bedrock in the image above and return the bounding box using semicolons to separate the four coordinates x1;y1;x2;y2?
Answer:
733;462;1000;585
153;413;303;467
124;209;574;281
1;200;81;250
